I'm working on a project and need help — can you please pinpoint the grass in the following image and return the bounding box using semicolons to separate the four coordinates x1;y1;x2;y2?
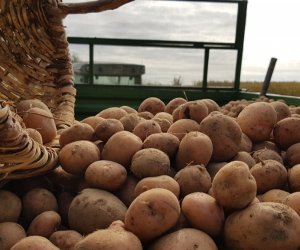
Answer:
240;81;300;97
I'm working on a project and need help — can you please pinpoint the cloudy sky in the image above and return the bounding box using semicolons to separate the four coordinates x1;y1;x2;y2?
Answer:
63;0;300;86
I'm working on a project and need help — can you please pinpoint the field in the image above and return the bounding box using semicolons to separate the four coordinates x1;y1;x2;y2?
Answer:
240;81;300;97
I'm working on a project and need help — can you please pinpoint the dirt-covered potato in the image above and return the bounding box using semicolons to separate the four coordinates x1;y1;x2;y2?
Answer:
116;175;139;207
212;161;257;209
252;148;283;164
84;160;127;191
237;102;277;142
0;222;26;250
270;100;291;122
59;140;101;175
138;97;165;115
153;112;173;124
252;140;280;153
22;188;58;223
81;116;105;130
260;189;290;203
238;132;253;152
175;131;213;169
152;117;171;132
202;99;220;113
0;190;22;223
285;143;300;167
138;111;154;120
120;105;138;114
206;162;227;181
95;118;124;141
167;118;200;141
134;175;180;198
273;117;300;150
49;230;83;250
59;123;94;147
97;107;127;120
164;97;187;114
142;132;180;158
182;192;224;236
74;221;142;250
224;202;300;250
288;164;300;192
178;100;208;123
284;192;300;216
11;236;60;250
120;113;142;132
174;165;211;197
101;131;143;167
199;112;242;161
68;188;127;235
232;151;256;168
130;148;170;178
27;211;61;238
148;228;217;250
132;119;162;141
124;188;180;241
250;160;287;194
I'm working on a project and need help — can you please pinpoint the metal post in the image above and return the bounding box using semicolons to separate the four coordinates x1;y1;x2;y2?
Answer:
203;48;209;90
260;57;277;96
89;43;94;84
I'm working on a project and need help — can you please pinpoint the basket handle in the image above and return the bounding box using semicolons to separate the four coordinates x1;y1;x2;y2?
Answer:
58;0;133;16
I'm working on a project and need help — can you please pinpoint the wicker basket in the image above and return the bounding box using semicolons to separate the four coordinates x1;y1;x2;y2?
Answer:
0;0;131;184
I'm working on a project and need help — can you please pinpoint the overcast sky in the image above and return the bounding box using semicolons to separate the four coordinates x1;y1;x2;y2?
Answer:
63;0;300;85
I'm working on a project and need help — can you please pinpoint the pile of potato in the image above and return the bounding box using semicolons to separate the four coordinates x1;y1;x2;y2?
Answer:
1;96;300;249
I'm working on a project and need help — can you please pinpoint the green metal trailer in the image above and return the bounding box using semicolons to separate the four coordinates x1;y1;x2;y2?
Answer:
67;0;300;119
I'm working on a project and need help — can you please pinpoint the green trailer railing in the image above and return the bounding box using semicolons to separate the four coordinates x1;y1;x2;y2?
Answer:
67;0;300;119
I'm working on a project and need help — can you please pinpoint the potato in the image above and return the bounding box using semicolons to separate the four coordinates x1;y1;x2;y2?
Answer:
273;117;300;150
153;112;173;124
212;161;257;209
288;164;300;192
164;97;187;114
120;113;142;132
202;99;220;113
102;131;143;167
120;105;138;114
152;117;171;132
171;105;183;122
116;175;139;207
206;162;227;181
178;100;208;123
22;188;58;223
0;222;26;250
27;211;61;238
232;151;256;168
167;119;200;141
138;97;165;115
250;160;287;194
224;202;300;250
81;116;105;130
132;119;162;141
59;123;94;147
285;143;300;167
97;107;127;119
260;189;290;203
148;228;217;250
134;175;180;198
238;132;253;152
124;188;180;241
95;118;124;141
16;99;51;115
68;188;127;235
0;190;22;223
252;148;283;164
59;140;101;175
84;160;127;191
182;192;224;236
22;107;57;143
199;112;242;161
130;148;170;178
50;230;83;250
175;131;213;169
252;140;280;153
142;132;180;158
138;111;154;120
174;165;211;197
11;236;60;250
270;100;291;122
283;192;300;216
26;128;43;144
74;221;142;250
237;102;277;142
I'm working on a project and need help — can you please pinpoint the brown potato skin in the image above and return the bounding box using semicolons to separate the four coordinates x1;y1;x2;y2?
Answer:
120;113;142;132
134;175;180;198
164;97;187;115
238;132;253;152
0;190;22;223
224;202;300;250
124;188;180;241
95;118;124;141
27;211;61;238
81;116;105;130
116;175;139;207
68;188;127;235
132;119;162;141
59;140;101;175
178;100;208;123
270;101;291;122
212;161;257;209
182;192;224;236
16;99;51;115
84;160;127;191
167;119;200;141
138;97;165;115
288;164;300;192
148;228;217;250
49;230;83;250
285;143;300;167
261;189;290;203
26;128;43;144
0;222;26;250
232;151;256;168
97;107;127;120
11;236;60;250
